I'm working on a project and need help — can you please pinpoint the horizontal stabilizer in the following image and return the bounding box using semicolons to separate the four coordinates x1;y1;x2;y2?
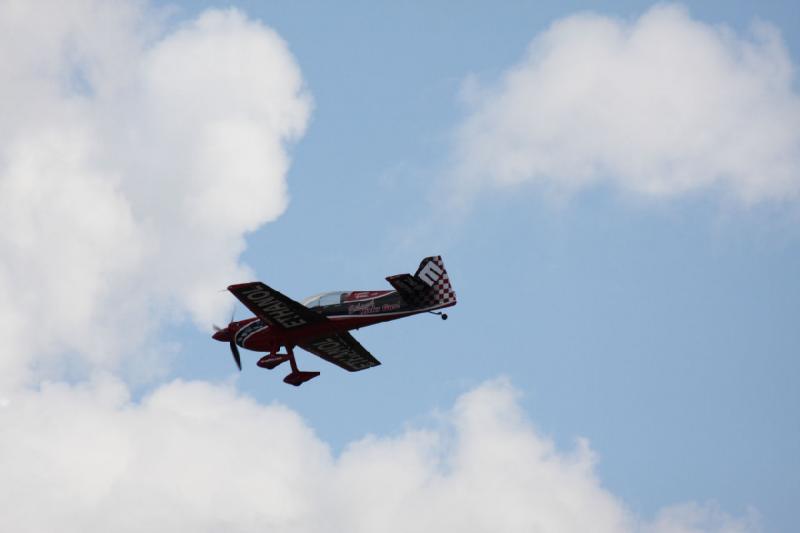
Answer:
386;273;427;299
386;255;457;309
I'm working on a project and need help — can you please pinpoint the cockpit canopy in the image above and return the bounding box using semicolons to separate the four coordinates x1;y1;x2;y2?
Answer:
301;291;347;308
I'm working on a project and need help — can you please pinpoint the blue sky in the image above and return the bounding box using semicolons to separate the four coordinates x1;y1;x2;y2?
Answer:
1;1;798;532
177;0;799;527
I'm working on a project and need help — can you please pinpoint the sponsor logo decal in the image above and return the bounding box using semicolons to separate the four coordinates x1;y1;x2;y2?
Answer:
308;337;374;370
240;285;307;328
236;320;265;345
417;260;443;287
343;290;389;302
348;301;379;315
347;302;403;315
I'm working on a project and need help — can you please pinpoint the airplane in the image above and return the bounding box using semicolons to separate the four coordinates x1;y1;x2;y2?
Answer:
212;255;457;386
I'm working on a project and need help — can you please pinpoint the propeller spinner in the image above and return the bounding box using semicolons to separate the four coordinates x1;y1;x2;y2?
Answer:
212;310;241;371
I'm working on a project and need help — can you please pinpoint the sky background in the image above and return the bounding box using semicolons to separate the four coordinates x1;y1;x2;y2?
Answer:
1;1;798;532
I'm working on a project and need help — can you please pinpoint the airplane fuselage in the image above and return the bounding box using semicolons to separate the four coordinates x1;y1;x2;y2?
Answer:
229;289;450;352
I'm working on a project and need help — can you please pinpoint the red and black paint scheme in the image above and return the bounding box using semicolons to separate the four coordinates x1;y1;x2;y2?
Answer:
212;256;456;386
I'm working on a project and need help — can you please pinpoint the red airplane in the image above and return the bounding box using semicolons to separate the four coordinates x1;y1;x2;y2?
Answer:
212;255;456;386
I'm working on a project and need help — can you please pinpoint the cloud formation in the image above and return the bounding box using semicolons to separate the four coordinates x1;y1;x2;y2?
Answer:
453;4;800;205
0;378;759;533
0;1;310;389
0;4;763;532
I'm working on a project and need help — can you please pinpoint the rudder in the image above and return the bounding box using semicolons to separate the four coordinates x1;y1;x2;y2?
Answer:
387;255;457;309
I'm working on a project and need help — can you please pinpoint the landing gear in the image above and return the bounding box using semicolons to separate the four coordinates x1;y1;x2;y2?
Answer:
283;370;320;386
283;346;320;386
257;353;289;370
258;345;319;386
429;311;448;320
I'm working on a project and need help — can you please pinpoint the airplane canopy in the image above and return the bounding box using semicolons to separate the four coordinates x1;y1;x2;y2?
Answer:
301;291;347;308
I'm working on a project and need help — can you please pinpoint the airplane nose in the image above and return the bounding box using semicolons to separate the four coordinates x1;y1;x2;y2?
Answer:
212;328;231;342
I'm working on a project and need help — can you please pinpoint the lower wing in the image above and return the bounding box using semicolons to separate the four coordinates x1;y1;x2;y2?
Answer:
299;332;381;372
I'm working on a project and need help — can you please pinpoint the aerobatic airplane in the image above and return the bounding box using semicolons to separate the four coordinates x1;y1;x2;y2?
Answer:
212;255;456;386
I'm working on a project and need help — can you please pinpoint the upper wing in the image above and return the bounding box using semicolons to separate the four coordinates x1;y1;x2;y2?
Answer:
299;331;381;372
228;281;325;330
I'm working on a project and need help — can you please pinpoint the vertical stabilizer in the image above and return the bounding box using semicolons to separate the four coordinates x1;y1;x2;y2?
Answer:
386;255;456;308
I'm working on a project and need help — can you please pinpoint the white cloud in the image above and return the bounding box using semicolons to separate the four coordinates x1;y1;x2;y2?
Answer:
642;503;760;533
0;1;310;390
0;378;758;533
452;4;800;206
0;4;763;532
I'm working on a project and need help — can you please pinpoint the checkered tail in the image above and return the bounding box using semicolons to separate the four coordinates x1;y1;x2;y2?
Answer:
412;255;457;308
386;255;457;309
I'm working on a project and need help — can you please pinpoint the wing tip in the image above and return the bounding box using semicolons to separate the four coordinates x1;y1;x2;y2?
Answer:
227;281;259;291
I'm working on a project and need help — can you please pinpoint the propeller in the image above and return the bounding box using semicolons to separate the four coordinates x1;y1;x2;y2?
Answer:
229;338;242;371
212;308;241;371
212;309;235;334
227;308;240;371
